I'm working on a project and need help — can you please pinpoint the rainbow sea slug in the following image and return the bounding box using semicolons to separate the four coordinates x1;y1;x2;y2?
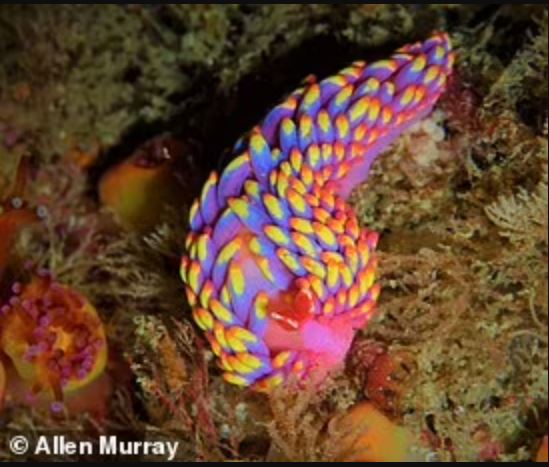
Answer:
180;33;454;391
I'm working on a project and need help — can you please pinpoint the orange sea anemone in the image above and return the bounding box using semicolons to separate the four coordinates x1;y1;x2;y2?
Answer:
99;135;188;231
0;272;107;410
334;401;412;462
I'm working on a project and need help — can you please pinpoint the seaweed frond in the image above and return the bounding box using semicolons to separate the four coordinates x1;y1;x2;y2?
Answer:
485;142;548;247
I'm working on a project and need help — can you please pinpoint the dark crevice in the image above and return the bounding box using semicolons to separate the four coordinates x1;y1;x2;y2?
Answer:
92;32;406;196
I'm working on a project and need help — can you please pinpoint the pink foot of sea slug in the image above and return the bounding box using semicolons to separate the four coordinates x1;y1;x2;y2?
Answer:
181;33;455;391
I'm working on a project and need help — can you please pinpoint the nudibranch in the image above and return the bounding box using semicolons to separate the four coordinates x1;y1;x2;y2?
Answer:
0;272;107;407
181;33;454;390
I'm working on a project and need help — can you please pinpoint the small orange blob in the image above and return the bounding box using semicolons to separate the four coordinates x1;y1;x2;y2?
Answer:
12;82;31;102
536;435;548;462
64;139;101;169
334;402;412;462
0;359;5;409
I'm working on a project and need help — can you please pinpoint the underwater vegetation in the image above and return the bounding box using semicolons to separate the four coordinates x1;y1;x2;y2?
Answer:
0;4;547;462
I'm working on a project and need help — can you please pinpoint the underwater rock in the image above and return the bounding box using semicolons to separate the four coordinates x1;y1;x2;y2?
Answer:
181;33;454;389
64;138;101;169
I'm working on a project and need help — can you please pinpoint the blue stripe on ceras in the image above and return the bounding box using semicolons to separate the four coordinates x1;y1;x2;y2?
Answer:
261;100;297;144
200;172;220;225
262;192;292;228
426;42;450;66
316;110;335;144
362;60;398;82
217;153;252;207
298;115;317;152
304;144;322;171
189;199;205;232
318;75;347;106
195;231;215;278
327;84;353;116
249;132;278;185
226;262;254;325
212;248;234;292
297;84;321;120
279;118;298;155
211;208;242;250
276;247;308;278
228;195;271;235
232;135;248;155
246;291;270;339
423;34;448;52
352;77;380;102
393;57;425;90
249;352;275;378
246;337;272;358
250;235;294;290
378;81;396;105
286;188;313;219
234;353;273;383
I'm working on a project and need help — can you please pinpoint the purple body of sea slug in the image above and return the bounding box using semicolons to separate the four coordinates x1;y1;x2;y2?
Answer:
181;33;455;391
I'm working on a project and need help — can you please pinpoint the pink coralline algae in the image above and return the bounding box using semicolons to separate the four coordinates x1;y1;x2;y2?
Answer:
180;33;455;390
